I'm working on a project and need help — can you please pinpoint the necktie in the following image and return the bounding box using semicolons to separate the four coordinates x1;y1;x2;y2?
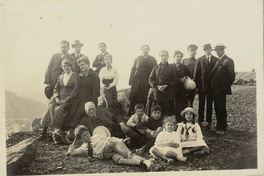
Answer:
138;116;142;124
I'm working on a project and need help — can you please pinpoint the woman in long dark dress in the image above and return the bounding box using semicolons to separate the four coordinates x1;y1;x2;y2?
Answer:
149;50;174;116
128;45;157;115
171;50;190;122
62;56;100;131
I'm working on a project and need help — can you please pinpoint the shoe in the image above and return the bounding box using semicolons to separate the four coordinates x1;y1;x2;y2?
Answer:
182;149;190;154
177;156;187;162
143;159;155;171
135;148;145;156
166;158;175;164
122;137;131;145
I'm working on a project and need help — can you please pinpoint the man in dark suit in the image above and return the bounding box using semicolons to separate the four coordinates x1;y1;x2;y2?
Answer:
44;40;72;94
194;44;218;128
70;40;84;74
183;44;198;107
210;44;235;135
93;42;109;74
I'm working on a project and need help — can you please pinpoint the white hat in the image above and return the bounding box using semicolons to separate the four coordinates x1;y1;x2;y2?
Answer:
93;126;111;137
180;107;198;117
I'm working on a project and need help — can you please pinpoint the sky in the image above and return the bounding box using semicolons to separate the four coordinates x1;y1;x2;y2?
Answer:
1;0;263;104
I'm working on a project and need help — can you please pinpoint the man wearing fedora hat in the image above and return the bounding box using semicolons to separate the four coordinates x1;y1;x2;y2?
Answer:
183;44;198;107
210;44;235;135
71;40;85;74
194;43;218;129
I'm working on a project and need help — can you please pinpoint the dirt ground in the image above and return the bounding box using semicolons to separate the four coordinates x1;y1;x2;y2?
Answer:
7;85;257;174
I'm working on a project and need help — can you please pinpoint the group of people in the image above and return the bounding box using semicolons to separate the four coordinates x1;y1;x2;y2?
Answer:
41;40;235;171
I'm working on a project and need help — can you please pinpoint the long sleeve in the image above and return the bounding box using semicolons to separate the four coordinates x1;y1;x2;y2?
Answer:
44;55;55;85
109;69;119;88
93;56;100;68
176;123;183;137
149;66;158;88
98;69;104;88
64;74;79;103
53;77;61;98
92;75;100;105
193;59;201;84
227;59;235;85
194;123;203;140
154;132;164;145
129;58;137;86
126;115;136;127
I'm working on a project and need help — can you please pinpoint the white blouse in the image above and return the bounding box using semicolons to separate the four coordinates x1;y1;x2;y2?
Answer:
99;66;119;88
154;131;181;146
63;72;72;86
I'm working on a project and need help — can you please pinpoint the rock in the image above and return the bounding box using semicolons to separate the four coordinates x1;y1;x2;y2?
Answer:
7;137;37;175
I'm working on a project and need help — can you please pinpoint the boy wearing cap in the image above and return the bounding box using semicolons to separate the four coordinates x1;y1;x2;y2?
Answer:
183;44;198;107
194;44;218;128
210;44;235;135
70;40;85;74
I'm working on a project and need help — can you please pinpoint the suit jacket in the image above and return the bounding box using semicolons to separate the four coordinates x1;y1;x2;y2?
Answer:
44;53;73;90
210;55;235;95
149;62;174;101
170;63;190;94
70;53;84;74
182;57;197;78
194;55;218;93
53;72;78;104
93;52;108;74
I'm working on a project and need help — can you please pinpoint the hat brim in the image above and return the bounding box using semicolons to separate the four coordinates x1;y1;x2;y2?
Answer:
180;108;197;117
72;43;83;48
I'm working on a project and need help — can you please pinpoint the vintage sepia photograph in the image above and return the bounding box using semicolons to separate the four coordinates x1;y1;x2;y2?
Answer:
1;0;263;175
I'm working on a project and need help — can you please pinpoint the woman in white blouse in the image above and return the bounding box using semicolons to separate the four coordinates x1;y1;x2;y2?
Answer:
98;54;119;114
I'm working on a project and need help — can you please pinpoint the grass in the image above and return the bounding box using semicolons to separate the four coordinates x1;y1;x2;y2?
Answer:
8;85;257;174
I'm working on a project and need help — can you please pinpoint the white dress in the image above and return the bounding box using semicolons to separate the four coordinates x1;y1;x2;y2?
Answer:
150;131;183;158
176;122;208;148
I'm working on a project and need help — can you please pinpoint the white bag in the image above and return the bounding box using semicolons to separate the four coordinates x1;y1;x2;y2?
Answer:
184;77;196;90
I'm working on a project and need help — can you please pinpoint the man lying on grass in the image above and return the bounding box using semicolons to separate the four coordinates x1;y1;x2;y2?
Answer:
65;125;155;171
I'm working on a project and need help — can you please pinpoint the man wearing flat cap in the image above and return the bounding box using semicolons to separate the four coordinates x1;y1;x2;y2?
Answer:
210;44;235;135
183;44;198;107
194;43;218;129
70;40;85;74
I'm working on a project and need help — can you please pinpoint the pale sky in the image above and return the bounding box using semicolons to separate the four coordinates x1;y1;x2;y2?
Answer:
1;0;263;104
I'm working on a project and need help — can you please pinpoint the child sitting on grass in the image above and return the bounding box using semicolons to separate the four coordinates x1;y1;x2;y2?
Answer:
149;116;187;163
176;107;210;155
66;125;155;171
135;105;163;155
127;103;149;133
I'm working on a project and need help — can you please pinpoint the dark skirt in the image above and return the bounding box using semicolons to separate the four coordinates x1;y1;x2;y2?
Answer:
102;78;119;115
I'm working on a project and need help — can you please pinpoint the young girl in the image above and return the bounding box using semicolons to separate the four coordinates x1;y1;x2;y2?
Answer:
176;107;210;155
149;116;186;163
66;125;155;171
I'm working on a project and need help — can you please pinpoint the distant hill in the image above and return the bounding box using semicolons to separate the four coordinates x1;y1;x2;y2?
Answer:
236;71;256;81
5;90;47;120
